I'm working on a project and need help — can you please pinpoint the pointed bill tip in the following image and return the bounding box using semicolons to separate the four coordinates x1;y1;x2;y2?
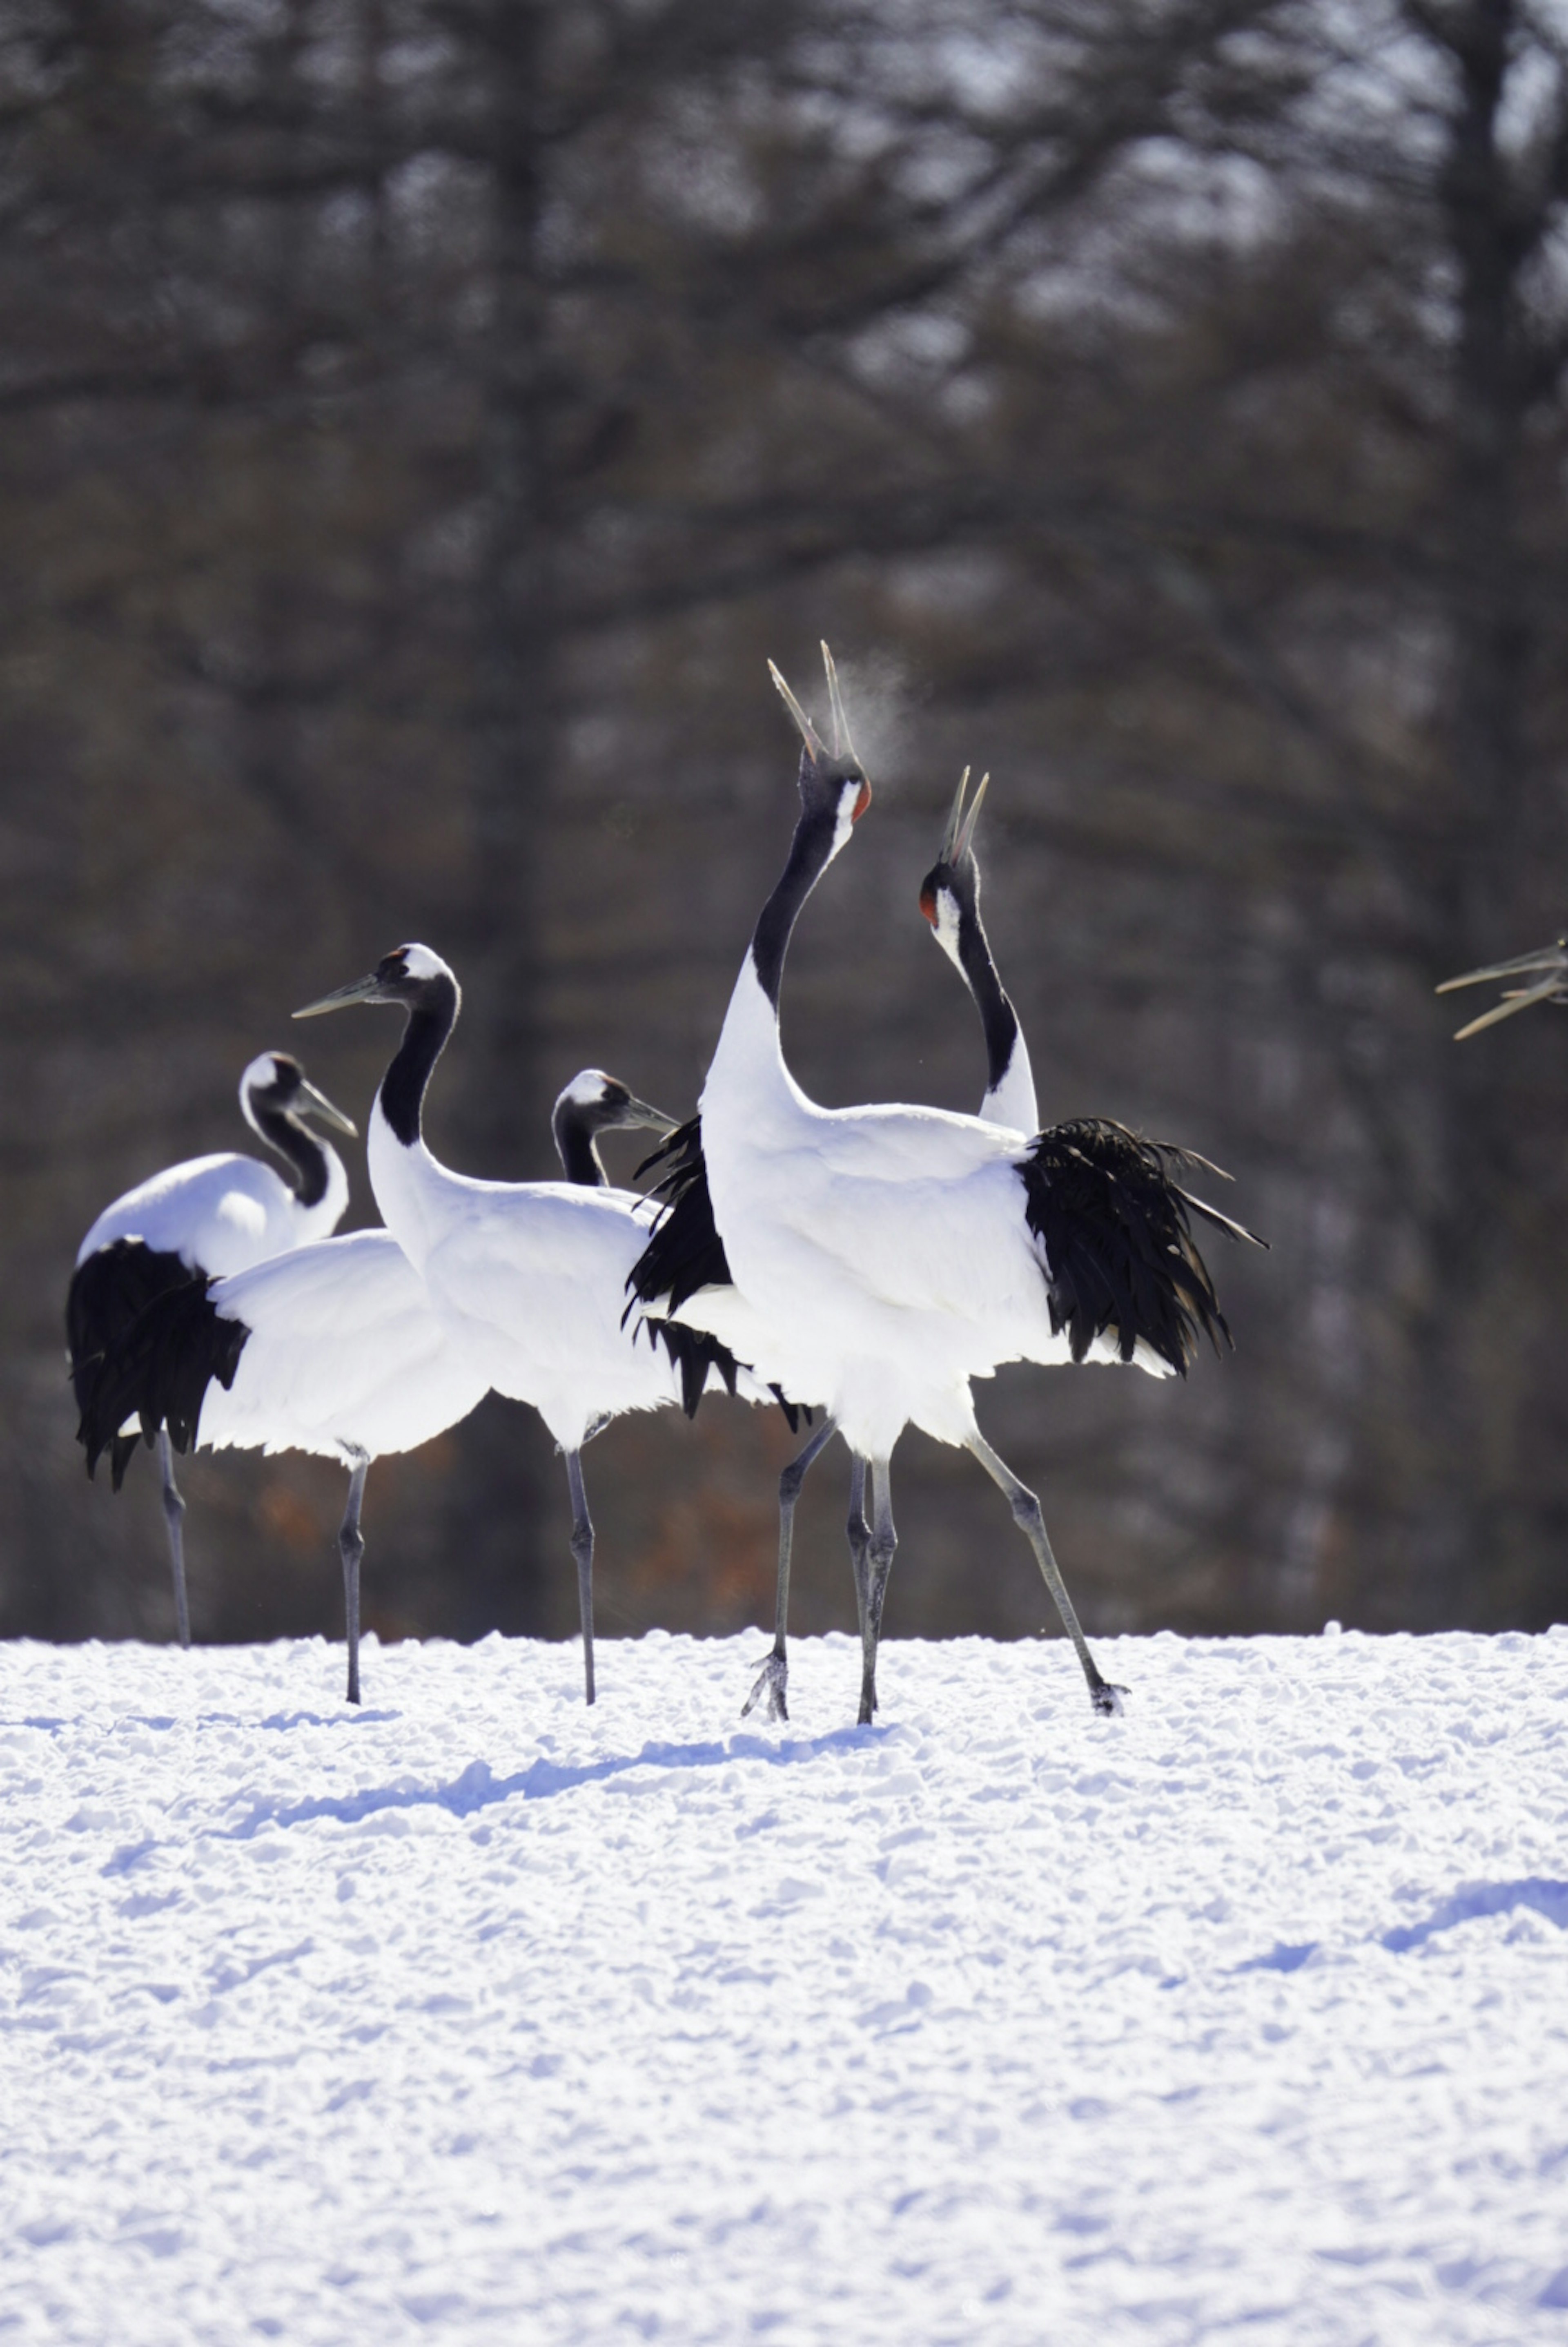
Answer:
1451;974;1566;1039
820;640;858;765
954;770;990;862
939;767;970;861
1437;938;1568;993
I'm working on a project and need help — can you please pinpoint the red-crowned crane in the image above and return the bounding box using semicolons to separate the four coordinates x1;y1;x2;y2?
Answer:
68;1051;356;1644
637;657;1264;1727
76;1073;667;1705
292;948;766;1703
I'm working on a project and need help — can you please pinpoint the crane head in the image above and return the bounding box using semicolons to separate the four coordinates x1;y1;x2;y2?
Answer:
240;1051;357;1136
294;942;459;1022
918;767;990;957
769;643;871;831
554;1069;677;1140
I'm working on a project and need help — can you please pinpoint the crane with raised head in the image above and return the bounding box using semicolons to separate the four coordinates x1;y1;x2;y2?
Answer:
637;654;1264;1727
636;748;1044;1722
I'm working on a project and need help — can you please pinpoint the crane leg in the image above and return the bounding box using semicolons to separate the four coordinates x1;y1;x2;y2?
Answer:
963;1430;1126;1716
854;1457;897;1726
338;1457;368;1707
846;1455;870;1649
744;1415;837;1723
565;1449;596;1707
156;1429;191;1650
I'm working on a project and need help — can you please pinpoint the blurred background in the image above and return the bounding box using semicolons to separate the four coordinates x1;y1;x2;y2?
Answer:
4;0;1568;1655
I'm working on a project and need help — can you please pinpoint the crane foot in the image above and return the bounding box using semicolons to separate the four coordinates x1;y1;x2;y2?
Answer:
742;1651;788;1723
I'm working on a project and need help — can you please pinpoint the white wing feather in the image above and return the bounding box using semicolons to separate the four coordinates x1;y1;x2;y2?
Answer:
198;1231;489;1462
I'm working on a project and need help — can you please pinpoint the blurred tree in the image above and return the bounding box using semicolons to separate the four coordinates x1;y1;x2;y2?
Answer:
3;0;1566;1658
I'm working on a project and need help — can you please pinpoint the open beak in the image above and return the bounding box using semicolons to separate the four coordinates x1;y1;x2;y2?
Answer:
1436;939;1568;1039
768;643;866;776
296;1076;358;1137
294;973;384;1019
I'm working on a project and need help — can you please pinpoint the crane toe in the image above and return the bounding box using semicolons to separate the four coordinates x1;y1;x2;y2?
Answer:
742;1651;789;1722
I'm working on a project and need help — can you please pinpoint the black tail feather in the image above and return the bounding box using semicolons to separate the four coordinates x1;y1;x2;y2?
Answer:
66;1240;200;1448
1020;1118;1264;1377
76;1271;250;1489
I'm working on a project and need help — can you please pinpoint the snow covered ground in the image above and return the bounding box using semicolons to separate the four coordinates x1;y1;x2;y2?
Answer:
2;1626;1566;2346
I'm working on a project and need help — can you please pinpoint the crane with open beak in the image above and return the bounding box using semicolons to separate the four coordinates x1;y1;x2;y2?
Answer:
1437;937;1568;1040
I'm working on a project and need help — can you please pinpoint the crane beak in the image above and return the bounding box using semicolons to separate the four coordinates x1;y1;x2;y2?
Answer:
294;973;384;1019
296;1077;358;1136
618;1095;679;1137
768;660;828;764
953;771;989;863
938;768;971;862
1436;938;1568;1038
820;640;860;767
1448;976;1567;1040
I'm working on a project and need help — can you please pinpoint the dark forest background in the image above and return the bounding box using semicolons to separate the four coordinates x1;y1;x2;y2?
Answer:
5;0;1568;1657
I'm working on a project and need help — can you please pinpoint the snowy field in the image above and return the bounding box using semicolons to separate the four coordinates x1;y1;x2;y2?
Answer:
3;1627;1567;2346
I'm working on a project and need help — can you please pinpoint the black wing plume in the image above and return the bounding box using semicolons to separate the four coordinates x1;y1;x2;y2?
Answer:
1020;1118;1265;1378
629;1115;734;1314
628;1115;808;1430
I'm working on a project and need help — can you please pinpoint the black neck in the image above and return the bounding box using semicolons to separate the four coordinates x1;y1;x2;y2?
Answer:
956;901;1020;1099
552;1102;608;1189
379;974;459;1148
250;1101;333;1208
750;796;844;1009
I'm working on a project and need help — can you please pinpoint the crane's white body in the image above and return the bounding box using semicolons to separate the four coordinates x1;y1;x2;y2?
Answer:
690;964;1166;1464
195;1230;489;1467
370;1118;676;1448
76;1148;349;1278
362;1014;764;1454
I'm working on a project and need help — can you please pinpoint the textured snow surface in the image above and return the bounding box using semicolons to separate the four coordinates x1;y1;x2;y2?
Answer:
3;1627;1568;2346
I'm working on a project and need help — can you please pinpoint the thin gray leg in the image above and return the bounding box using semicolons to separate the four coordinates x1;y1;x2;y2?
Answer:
964;1428;1126;1717
846;1457;870;1651
339;1457;368;1707
856;1457;898;1725
156;1429;191;1650
566;1449;596;1706
744;1415;837;1723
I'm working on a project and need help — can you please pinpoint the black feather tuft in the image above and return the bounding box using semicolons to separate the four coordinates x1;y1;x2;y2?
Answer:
642;1316;742;1419
628;1116;733;1314
628;1117;808;1430
1019;1118;1265;1377
76;1271;250;1489
68;1240;196;1421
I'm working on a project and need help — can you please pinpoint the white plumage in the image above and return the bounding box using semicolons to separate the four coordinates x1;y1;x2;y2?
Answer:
652;652;1259;1726
75;1053;351;1278
76;1066;684;1706
68;1051;356;1646
296;944;762;1703
196;1230;487;1467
